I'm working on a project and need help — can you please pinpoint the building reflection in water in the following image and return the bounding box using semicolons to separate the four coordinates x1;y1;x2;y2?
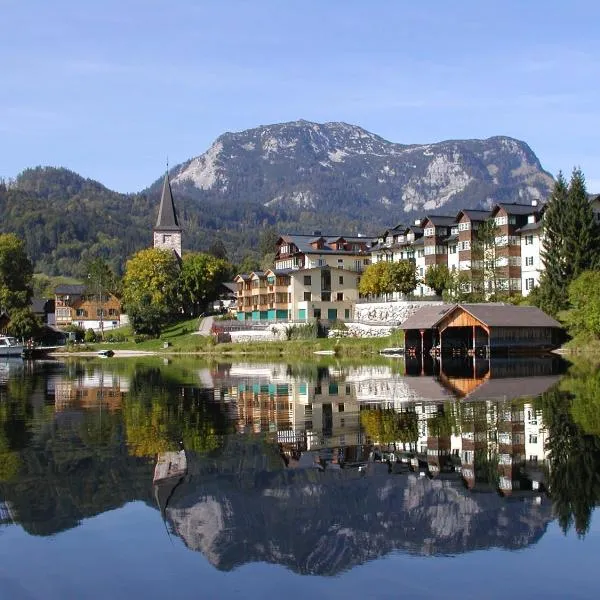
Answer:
0;356;575;574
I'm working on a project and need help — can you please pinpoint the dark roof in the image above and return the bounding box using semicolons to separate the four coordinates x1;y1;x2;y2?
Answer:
493;203;538;216
220;282;238;294
400;304;454;329
456;304;561;328
279;234;369;256
516;221;542;233
422;215;457;227
30;297;51;313
55;284;86;295
154;173;181;231
456;209;491;221
464;376;561;401
445;234;459;243
401;303;561;330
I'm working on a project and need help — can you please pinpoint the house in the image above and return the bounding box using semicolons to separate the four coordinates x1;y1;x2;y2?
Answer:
234;266;359;322
401;303;562;355
31;297;55;326
54;284;122;332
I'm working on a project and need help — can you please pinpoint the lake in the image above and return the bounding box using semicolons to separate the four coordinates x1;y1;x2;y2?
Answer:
0;354;599;599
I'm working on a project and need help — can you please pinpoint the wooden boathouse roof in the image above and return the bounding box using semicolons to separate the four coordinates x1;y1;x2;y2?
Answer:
401;303;561;330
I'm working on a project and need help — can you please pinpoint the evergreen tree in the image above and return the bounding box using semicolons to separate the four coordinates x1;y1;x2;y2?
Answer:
564;168;600;277
538;169;600;317
537;173;570;316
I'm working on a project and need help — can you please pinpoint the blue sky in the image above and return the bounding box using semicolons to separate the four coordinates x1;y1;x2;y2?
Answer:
1;0;599;192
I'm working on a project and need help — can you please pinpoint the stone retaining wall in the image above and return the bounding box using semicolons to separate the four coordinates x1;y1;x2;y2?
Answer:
354;301;443;326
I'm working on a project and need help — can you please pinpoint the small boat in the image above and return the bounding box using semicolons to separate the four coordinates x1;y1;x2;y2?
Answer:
0;336;24;357
313;350;336;355
97;349;115;358
380;347;404;356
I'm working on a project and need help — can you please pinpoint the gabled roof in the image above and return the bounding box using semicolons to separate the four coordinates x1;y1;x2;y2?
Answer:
456;209;491;222
401;303;561;330
456;304;561;328
55;284;86;295
422;215;456;227
400;304;454;329
492;203;538;216
154;172;181;232
516;221;542;233
277;234;369;256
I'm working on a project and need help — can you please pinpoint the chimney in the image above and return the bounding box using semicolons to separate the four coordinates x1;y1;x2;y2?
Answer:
414;219;421;226
531;200;538;207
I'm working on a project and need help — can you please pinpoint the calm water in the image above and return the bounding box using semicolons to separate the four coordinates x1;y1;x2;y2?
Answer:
1;355;599;599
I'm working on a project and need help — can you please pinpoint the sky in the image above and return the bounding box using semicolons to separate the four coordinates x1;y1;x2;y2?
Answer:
1;0;599;193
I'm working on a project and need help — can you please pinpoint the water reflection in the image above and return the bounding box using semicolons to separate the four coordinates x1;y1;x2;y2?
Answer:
0;355;598;577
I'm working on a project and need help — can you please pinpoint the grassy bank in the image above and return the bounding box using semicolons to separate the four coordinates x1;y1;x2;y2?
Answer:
63;318;404;358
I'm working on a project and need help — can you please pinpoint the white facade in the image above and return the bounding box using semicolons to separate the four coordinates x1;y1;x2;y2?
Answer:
520;226;543;296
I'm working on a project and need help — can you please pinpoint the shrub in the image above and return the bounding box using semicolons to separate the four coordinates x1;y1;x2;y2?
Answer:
84;328;97;343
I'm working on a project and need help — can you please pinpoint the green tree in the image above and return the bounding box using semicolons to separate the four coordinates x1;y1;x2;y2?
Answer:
538;170;600;316
561;271;600;339
0;233;34;311
472;218;503;297
237;254;260;274
207;238;228;261
424;264;451;296
6;308;41;340
122;248;180;333
358;261;417;297
179;252;232;317
442;269;472;302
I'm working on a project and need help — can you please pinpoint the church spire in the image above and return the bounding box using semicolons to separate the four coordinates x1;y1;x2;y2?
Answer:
155;171;181;231
153;170;182;259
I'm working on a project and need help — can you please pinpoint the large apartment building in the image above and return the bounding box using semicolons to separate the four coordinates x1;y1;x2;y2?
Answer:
236;233;368;322
372;201;546;297
235;266;360;322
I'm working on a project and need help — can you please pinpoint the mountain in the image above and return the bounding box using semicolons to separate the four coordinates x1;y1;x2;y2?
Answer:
1;121;554;276
164;120;554;221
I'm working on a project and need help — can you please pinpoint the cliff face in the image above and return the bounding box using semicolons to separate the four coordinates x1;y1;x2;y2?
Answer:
165;120;554;222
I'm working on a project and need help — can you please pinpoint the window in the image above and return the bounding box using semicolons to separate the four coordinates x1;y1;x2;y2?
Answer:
525;256;534;266
529;434;538;444
336;292;344;301
338;403;344;412
424;227;435;236
339;276;344;284
525;278;535;290
76;309;86;317
303;292;311;301
458;222;470;231
162;234;171;243
449;244;457;254
313;308;321;318
322;292;331;301
525;235;534;245
419;267;424;276
317;258;326;266
337;258;343;264
459;240;471;251
495;216;508;226
344;309;350;319
303;275;311;285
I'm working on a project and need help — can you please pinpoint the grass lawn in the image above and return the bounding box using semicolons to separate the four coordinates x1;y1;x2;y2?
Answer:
70;317;405;357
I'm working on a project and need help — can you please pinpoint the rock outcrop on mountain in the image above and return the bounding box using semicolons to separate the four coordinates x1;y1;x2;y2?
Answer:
165;120;554;222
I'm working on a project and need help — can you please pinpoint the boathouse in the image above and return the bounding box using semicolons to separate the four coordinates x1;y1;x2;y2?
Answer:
401;304;562;355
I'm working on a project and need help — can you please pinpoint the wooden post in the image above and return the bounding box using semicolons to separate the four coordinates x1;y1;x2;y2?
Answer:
472;325;476;352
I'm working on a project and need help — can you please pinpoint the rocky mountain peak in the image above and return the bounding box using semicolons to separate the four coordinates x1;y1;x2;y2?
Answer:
168;120;553;221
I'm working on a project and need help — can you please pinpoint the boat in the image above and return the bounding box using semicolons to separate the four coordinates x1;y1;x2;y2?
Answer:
0;336;24;357
313;350;336;355
97;349;115;358
379;347;404;356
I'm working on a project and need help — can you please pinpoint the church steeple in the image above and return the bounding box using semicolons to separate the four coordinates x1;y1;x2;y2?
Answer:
153;171;182;259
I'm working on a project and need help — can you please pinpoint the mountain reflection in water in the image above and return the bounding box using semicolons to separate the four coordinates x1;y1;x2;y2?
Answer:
1;354;599;577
